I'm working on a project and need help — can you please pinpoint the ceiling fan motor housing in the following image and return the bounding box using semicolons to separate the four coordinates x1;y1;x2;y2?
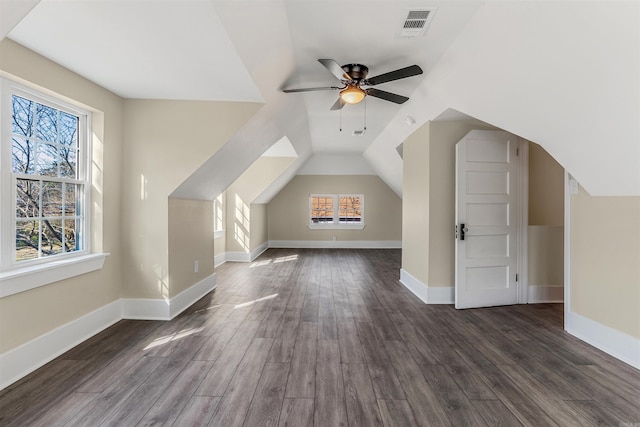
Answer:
342;64;369;82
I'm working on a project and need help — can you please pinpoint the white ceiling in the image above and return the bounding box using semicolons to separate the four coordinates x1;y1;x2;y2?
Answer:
282;1;480;153
7;0;263;102
3;1;639;198
3;0;482;200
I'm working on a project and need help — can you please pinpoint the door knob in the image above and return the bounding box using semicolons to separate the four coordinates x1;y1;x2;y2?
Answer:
460;223;468;240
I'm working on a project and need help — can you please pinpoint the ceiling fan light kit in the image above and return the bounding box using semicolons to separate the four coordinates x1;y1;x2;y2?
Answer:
340;85;366;104
283;59;423;110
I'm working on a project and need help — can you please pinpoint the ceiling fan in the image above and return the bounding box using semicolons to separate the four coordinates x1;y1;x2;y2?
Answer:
283;59;423;110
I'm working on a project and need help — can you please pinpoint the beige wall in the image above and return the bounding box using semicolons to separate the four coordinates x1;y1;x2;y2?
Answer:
226;191;251;253
121;99;260;299
0;39;123;353
529;143;564;226
225;157;295;254
168;198;215;298
268;175;402;242
528;143;564;287
571;189;640;339
528;226;563;286
231;157;296;203
402;119;497;288
250;204;268;252
402;124;430;285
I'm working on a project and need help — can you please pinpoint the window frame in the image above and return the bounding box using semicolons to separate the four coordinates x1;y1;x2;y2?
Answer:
213;192;225;239
0;78;106;297
308;193;365;230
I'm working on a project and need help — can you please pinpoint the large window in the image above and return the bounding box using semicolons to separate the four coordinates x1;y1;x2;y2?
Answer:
309;194;363;229
2;86;90;268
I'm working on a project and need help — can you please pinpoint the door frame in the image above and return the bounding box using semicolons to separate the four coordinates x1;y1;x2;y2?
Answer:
516;138;529;304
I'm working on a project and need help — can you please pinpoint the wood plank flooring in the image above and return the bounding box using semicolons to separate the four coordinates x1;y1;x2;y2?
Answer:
1;248;639;426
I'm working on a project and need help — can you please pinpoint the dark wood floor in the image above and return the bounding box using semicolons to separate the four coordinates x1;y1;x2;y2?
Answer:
1;248;639;426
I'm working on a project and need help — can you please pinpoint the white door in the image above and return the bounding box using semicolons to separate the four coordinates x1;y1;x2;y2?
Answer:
455;130;519;309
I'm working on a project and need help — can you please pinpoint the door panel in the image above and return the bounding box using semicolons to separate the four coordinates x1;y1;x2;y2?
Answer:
466;171;509;194
455;130;519;309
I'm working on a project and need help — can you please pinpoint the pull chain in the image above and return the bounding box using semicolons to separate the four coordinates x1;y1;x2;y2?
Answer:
364;98;367;133
339;107;342;132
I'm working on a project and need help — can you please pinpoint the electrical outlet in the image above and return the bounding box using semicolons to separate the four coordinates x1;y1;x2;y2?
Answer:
194;260;199;273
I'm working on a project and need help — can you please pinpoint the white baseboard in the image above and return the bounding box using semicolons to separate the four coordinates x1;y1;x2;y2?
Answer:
0;299;122;390
268;240;402;249
528;285;564;303
399;269;429;303
427;286;455;304
566;311;640;370
122;273;216;320
251;241;269;261
214;252;227;268
223;241;401;262
121;298;169;320
399;269;454;304
170;273;217;318
225;251;251;262
224;242;269;263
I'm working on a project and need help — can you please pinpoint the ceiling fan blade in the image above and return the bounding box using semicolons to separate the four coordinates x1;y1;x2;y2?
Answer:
282;86;341;93
366;88;409;104
330;97;346;110
318;59;353;82
365;65;423;86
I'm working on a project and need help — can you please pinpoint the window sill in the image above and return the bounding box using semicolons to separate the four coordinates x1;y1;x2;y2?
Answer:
308;223;366;230
214;230;225;239
0;253;109;298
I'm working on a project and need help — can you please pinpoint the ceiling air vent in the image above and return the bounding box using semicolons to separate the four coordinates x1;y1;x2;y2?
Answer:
400;8;435;38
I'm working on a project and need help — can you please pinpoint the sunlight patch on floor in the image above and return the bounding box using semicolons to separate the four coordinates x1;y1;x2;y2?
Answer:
143;326;204;351
234;293;278;309
249;259;272;268
274;254;299;263
194;304;222;314
249;254;299;268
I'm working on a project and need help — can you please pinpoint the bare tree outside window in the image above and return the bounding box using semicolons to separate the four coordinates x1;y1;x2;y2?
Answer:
339;196;362;223
310;194;363;225
11;95;84;261
311;196;334;223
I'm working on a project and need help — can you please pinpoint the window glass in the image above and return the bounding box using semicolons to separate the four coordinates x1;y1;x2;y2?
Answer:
8;93;87;263
311;196;334;223
339;196;362;223
214;194;224;233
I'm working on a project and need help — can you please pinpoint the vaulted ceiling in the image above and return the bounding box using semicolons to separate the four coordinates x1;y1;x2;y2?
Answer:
2;0;638;200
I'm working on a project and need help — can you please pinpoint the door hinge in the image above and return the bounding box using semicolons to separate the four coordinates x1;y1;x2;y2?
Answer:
516;274;519;282
516;147;519;156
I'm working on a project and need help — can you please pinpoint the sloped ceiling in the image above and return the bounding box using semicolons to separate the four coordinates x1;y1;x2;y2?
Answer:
2;1;639;199
365;1;640;196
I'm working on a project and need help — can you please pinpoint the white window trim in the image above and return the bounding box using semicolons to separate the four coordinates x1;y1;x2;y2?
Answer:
308;194;365;230
213;193;225;239
0;252;109;297
0;78;106;297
